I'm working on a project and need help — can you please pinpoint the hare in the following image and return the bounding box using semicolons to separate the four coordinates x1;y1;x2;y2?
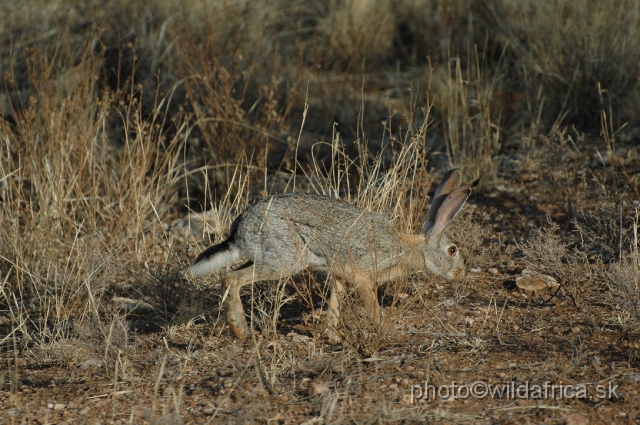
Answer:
191;169;478;340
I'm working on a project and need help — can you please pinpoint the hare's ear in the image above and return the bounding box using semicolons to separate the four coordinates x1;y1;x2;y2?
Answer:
428;179;479;237
421;169;463;234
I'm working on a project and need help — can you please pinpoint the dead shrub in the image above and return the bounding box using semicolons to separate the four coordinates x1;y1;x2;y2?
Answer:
573;201;634;263
608;257;640;331
519;220;594;306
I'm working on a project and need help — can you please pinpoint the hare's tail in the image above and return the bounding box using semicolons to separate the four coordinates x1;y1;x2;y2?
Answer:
190;240;242;276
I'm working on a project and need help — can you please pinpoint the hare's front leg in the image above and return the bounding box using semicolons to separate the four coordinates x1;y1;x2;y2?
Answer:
222;265;284;340
354;278;381;326
325;277;346;341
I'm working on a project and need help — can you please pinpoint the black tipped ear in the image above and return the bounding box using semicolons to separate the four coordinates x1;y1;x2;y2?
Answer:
421;169;463;234
428;178;478;237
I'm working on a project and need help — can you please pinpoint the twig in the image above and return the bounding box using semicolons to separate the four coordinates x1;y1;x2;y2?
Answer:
254;342;275;395
444;361;545;373
490;404;573;412
87;390;134;399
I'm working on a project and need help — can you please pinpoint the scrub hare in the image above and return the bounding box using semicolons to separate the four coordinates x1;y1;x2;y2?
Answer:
191;169;478;340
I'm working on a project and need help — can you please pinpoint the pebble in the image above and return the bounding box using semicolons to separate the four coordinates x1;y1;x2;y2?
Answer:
308;384;330;396
47;403;65;410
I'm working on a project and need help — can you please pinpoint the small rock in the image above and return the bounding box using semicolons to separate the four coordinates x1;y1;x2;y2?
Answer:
564;413;589;425
627;373;640;382
79;358;103;370
48;403;65;410
439;393;455;402
308;383;330;396
247;383;268;396
287;332;310;343
488;267;499;275
516;269;560;295
402;393;413;405
112;297;154;316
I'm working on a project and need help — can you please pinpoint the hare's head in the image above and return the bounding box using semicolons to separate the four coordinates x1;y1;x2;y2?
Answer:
420;169;478;281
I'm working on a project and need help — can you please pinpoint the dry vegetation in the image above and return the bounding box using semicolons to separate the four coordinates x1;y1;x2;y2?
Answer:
1;0;639;423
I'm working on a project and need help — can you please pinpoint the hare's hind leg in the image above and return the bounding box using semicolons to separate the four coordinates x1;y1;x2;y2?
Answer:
222;265;284;340
325;277;346;342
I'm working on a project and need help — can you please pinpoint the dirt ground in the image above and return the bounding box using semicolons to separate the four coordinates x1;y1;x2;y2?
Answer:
2;1;640;423
1;140;639;425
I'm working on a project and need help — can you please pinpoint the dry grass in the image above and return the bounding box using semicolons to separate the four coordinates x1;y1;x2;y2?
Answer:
607;206;640;331
1;0;640;423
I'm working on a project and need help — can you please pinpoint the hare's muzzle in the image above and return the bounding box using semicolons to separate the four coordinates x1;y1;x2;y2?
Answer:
447;266;466;281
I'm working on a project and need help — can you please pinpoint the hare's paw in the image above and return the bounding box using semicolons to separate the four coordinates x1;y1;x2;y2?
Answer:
325;326;342;343
226;308;249;340
228;321;248;340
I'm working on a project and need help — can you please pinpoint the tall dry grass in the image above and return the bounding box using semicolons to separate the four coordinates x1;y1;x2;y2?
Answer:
1;0;639;363
0;46;188;363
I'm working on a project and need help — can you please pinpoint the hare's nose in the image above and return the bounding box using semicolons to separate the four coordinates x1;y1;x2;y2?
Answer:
448;267;466;281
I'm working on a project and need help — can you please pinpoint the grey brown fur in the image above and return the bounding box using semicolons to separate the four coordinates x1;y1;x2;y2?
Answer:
191;169;478;340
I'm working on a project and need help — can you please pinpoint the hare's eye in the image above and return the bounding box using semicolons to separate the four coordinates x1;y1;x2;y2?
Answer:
448;245;457;256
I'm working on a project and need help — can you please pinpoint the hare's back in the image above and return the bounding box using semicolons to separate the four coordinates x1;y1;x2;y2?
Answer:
232;193;399;265
255;192;393;231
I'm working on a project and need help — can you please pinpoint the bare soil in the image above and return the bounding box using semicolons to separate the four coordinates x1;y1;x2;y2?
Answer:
2;143;639;425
